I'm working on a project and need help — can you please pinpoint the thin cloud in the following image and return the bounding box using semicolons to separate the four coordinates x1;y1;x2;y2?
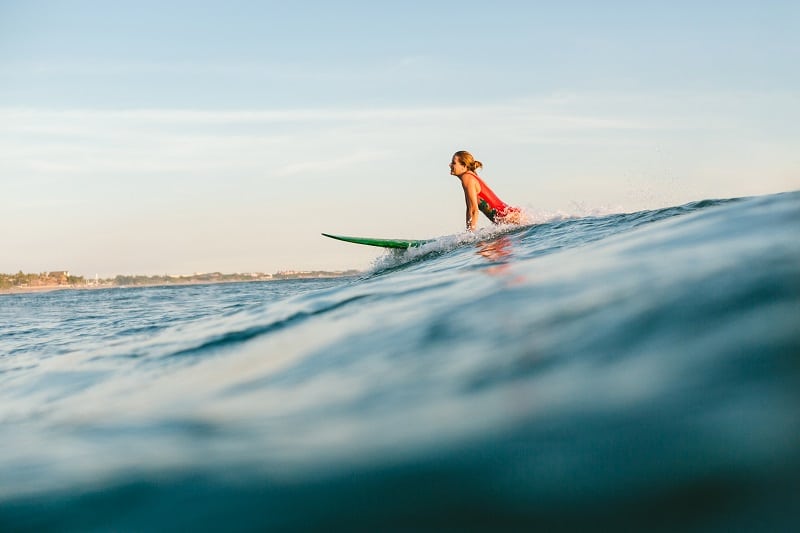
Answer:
0;101;673;135
275;151;393;177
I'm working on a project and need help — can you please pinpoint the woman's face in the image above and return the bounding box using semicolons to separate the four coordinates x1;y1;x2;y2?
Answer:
449;156;468;176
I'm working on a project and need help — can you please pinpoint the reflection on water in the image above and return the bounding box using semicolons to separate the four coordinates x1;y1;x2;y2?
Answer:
476;236;528;283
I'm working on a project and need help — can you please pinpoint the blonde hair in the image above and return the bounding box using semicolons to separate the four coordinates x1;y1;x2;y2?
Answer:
454;150;483;172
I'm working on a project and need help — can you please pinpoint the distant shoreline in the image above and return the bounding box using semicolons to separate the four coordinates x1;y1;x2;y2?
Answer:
0;284;109;296
0;272;361;296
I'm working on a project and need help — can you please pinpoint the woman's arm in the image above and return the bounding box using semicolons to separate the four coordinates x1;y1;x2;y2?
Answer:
461;175;481;231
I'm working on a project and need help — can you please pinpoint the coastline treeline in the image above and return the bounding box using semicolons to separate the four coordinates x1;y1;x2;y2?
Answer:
1;270;360;290
1;271;84;289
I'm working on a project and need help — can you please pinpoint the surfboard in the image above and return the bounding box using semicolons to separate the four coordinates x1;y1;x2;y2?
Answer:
322;233;432;249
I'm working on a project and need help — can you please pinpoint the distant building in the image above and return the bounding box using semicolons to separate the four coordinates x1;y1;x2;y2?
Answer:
47;271;70;284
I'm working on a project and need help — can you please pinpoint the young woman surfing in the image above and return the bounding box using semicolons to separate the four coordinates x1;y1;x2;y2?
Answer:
449;150;523;231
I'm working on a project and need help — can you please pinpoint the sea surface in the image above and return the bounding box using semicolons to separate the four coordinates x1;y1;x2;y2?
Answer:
1;191;799;531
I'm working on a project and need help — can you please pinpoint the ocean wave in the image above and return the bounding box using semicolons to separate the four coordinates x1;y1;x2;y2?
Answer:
1;191;798;530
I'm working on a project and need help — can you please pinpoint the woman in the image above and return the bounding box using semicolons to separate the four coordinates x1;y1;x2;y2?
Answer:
449;150;523;231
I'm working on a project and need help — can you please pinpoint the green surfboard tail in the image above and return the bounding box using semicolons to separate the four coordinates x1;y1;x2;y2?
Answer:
322;233;432;249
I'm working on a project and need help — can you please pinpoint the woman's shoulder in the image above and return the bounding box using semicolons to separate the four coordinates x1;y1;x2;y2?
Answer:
461;171;482;191
464;171;485;185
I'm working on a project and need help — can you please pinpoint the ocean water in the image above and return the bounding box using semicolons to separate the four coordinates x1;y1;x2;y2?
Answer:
1;191;799;531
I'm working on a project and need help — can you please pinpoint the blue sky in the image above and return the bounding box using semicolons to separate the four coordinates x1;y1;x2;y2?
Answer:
1;1;798;276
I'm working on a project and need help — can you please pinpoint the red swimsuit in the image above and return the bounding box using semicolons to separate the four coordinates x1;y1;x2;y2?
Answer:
468;172;519;223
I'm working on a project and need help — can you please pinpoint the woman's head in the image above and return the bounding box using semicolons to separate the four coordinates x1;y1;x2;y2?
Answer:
450;150;483;176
